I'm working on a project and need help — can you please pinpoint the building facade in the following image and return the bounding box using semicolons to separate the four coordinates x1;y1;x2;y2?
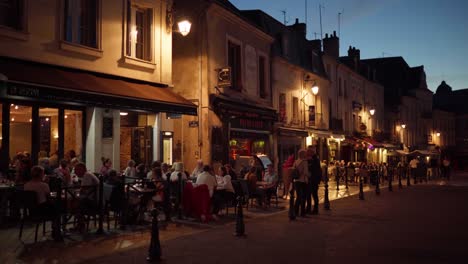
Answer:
0;0;196;172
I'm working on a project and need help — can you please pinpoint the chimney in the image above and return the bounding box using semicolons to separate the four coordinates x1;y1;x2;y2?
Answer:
323;31;339;58
288;18;307;38
309;39;321;52
347;46;360;71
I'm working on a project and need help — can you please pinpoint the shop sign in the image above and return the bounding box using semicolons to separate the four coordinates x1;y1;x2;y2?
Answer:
230;118;271;131
189;121;199;127
7;84;40;97
102;117;113;138
217;67;231;88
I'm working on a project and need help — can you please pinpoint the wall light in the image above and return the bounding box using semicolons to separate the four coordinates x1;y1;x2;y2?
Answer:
166;2;191;36
436;132;440;137
401;124;406;129
369;108;375;116
120;112;128;116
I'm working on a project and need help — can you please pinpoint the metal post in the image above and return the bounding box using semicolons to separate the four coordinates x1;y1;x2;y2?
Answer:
406;167;411;187
336;168;340;191
358;173;364;200
375;170;380;195
147;208;162;262
96;175;104;234
388;168;393;192
398;167;403;189
288;183;296;220
177;173;183;220
345;166;349;189
234;196;246;237
324;180;330;210
120;174;127;230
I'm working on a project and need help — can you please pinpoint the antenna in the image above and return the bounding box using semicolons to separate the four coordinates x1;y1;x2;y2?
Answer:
305;0;308;27
338;12;341;37
319;4;325;41
280;10;288;25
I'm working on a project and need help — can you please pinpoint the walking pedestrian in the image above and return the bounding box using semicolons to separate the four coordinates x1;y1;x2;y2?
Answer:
305;146;321;215
293;150;308;217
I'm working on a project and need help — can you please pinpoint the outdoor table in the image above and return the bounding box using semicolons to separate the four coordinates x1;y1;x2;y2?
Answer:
0;182;16;225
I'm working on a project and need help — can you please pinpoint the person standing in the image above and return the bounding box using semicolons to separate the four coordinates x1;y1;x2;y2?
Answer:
442;157;451;180
305;146;321;215
409;157;419;182
293;149;309;217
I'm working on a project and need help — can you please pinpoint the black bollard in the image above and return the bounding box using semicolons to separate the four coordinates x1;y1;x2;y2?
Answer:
398;168;403;189
234;196;246;237
120;174;127;230
177;173;183;220
147;208;162;262
288;185;296;220
336;171;340;191
375;171;381;195
406;168;411;187
324;180;330;210
345;167;349;189
96;174;105;234
358;174;365;200
388;171;393;192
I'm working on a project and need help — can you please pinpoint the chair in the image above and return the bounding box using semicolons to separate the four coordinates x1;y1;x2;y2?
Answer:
238;179;251;209
266;181;280;208
17;191;51;243
80;185;99;231
103;183;121;230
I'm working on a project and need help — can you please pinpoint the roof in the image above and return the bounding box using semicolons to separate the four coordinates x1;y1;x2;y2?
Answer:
0;57;197;115
240;10;327;78
433;82;468;114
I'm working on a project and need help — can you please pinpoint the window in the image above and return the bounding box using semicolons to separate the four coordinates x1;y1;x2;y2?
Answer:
258;56;266;99
9;104;32;158
292;96;298;123
64;110;83;161
279;93;286;123
126;1;153;61
0;0;24;31
64;0;98;48
228;41;242;91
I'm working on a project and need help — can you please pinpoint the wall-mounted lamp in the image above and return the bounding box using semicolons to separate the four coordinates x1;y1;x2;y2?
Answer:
166;2;192;36
401;124;406;129
304;74;319;95
120;112;128;116
369;108;375;116
436;132;440;137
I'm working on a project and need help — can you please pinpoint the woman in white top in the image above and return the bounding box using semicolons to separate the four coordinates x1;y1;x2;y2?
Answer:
195;165;217;197
212;166;235;215
124;159;136;178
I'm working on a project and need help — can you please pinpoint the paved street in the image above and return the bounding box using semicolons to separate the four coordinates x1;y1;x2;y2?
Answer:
5;172;465;264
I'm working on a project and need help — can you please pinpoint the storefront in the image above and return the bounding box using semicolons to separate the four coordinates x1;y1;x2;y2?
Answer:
307;129;331;162
277;127;307;166
0;57;197;172
211;95;276;171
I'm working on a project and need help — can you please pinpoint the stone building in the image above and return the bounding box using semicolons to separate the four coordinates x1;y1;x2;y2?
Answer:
0;0;196;172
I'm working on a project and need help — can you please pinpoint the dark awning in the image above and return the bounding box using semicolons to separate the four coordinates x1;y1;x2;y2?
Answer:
211;94;277;121
0;57;197;115
278;127;308;137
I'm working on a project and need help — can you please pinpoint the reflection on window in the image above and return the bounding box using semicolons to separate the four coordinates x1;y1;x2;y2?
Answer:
0;0;24;31
126;1;153;61
64;0;98;48
9;104;31;158
38;108;58;165
64;110;83;162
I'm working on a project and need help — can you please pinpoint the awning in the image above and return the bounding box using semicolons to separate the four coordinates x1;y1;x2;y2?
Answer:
408;150;440;156
0;57;197;115
211;94;277;121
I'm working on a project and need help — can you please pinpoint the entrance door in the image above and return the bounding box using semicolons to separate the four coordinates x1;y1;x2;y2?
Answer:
120;126;153;171
161;132;173;165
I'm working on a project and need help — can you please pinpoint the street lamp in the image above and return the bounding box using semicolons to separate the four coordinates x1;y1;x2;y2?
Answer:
369;108;375;116
401;124;406;129
177;19;192;36
311;83;319;95
436;132;440;137
166;2;192;36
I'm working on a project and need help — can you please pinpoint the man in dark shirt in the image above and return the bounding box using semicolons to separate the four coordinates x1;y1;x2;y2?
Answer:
306;145;322;214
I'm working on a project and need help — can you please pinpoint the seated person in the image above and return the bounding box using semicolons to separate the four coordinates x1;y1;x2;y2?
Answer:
245;166;265;207
24;166;61;240
213;166;235;215
195;165;217;198
53;159;72;186
224;163;238;181
74;163;100;230
170;162;187;182
263;164;278;203
190;160;204;180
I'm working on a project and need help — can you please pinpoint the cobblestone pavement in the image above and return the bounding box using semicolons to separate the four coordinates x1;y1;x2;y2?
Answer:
2;172;467;263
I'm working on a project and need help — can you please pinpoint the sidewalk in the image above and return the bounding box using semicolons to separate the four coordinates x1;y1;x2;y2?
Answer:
3;173;464;263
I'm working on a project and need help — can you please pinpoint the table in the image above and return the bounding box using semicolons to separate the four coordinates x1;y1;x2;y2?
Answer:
0;184;15;225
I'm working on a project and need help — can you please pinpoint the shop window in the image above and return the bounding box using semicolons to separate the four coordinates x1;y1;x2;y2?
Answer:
126;0;153;61
9;104;31;159
228;40;242;91
258;56;267;99
38;108;58;166
64;109;83;161
0;0;25;31
120;112;154;170
64;0;99;48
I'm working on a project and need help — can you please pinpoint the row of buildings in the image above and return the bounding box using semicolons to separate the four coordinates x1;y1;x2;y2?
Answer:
0;0;465;174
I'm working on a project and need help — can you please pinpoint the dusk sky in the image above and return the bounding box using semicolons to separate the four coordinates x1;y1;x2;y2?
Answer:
230;0;468;92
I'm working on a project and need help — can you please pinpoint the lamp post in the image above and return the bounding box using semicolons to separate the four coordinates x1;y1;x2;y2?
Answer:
303;75;319;128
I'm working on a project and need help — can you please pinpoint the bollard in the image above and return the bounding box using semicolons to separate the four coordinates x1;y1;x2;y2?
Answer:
324;180;330;210
177;173;183;220
413;169;417;185
358;174;365;200
336;171;340;191
375;170;381;195
234;196;246;237
147;208;162;262
406;168;411;187
96;174;104;234
388;168;393;192
398;168;403;189
345;167;349;189
288;184;296;220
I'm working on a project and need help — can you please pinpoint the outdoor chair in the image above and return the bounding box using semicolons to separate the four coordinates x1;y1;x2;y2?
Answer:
17;190;52;243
